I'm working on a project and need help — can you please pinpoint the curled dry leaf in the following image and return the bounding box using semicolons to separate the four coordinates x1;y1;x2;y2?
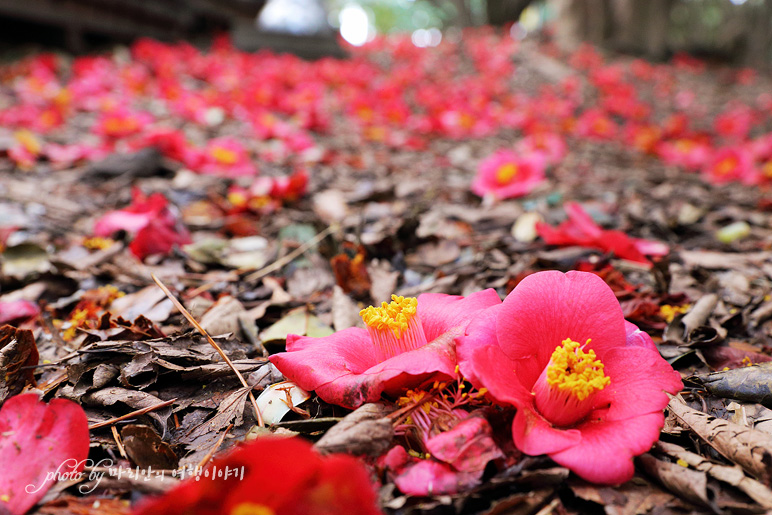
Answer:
315;403;394;457
0;325;38;402
120;424;178;470
691;363;772;408
668;395;772;485
664;294;718;344
656;441;772;509
638;454;716;510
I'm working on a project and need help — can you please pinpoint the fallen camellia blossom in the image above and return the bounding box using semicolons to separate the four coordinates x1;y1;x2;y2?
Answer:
133;436;382;515
535;202;668;265
93;188;191;261
457;271;683;485
702;147;754;185
0;393;90;515
270;290;501;409
471;150;546;200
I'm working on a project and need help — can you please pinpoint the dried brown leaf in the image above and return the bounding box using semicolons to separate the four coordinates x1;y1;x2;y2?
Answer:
315;402;394;457
668;395;772;485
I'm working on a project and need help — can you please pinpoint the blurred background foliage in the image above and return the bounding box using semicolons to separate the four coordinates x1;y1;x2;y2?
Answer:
0;0;769;67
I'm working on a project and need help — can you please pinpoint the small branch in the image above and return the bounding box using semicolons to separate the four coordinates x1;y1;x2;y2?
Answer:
196;423;234;470
89;397;177;430
152;274;264;427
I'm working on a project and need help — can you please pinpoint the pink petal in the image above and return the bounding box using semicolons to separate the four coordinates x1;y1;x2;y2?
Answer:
496;271;627;388
393;459;483;496
93;210;152;236
623;321;657;352
417;289;501;342
548;412;665;484
456;305;533;407
424;415;503;472
511;403;582;456
0;300;40;325
272;328;377;389
0;394;90;515
565;202;603;239
633;238;669;256
591;347;682;422
272;329;458;409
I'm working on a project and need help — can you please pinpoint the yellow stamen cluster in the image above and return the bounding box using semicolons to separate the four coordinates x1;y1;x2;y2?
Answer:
360;295;418;339
546;338;609;401
211;146;239;165
360;295;428;361
495;163;519;184
716;157;738;175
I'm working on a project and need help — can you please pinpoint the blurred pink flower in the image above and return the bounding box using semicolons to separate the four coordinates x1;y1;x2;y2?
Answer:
471;150;546;200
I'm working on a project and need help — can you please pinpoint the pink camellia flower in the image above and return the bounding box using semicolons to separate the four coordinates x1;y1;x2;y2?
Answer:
575;108;617;140
93;188;191;261
713;105;753;141
94;107;153;139
702;147;754;185
515;133;567;166
270;290;501;409
184;137;258;177
471;150;546;200
457;271;683;485
656;137;711;172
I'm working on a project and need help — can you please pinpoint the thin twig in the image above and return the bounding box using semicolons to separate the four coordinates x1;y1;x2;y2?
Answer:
89;397;177;430
243;224;338;282
111;426;128;459
196;423;234;470
151;274;264;427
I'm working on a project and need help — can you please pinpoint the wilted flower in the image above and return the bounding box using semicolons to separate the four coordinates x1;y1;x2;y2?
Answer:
93;188;191;261
457;271;682;484
270;290;500;409
535;202;668;265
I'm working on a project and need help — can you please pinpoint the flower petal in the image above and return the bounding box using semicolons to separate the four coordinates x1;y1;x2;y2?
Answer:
623;321;657;352
418;288;501;342
394;459;483;496
511;403;582;456
496;271;627;387
548;412;665;484
270;328;377;395
272;328;459;409
457;305;532;407
591;347;683;422
424;415;503;472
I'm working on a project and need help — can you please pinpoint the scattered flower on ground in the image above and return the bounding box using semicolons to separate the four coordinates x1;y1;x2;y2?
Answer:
457;271;683;484
270;290;500;409
471;149;546;200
